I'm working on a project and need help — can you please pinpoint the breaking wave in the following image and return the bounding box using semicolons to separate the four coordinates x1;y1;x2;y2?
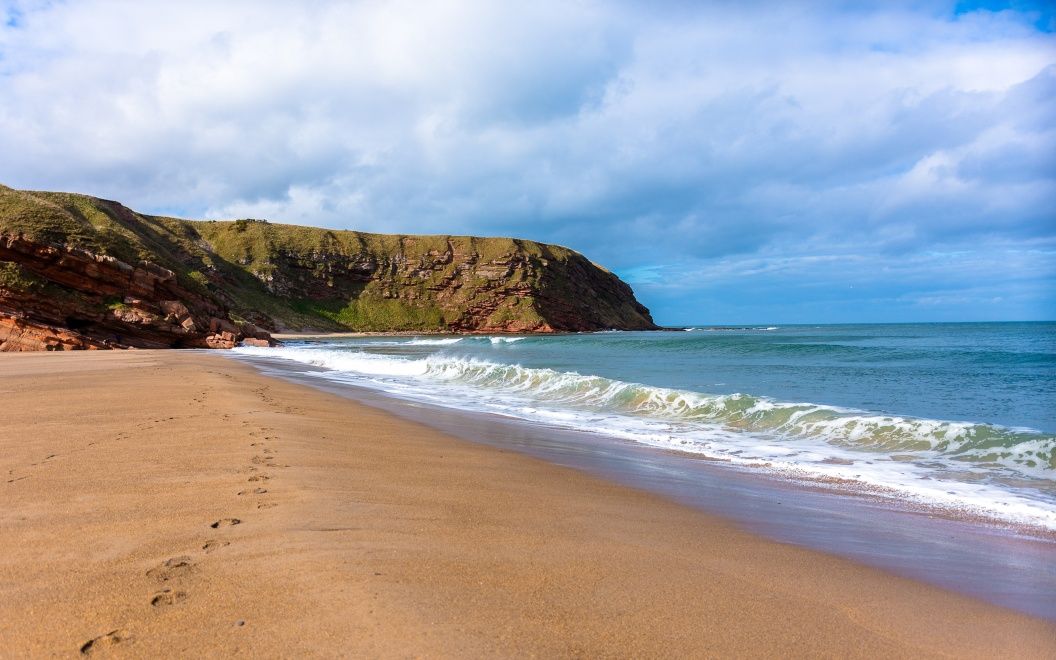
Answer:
372;336;526;347
404;337;464;346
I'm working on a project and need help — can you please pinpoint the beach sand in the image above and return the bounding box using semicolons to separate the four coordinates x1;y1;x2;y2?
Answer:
1;351;1053;658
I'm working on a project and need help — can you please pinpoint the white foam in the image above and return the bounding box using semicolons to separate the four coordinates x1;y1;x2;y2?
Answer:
488;336;525;344
237;345;429;377
405;337;463;346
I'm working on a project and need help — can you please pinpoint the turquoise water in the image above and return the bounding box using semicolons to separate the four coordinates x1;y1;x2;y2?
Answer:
235;322;1056;530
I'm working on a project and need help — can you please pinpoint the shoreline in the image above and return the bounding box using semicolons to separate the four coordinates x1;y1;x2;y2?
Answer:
2;351;1053;656
231;349;1056;620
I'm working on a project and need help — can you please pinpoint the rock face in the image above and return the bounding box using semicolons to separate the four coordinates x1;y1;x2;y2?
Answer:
0;233;274;351
194;224;658;334
0;185;657;350
0;315;111;351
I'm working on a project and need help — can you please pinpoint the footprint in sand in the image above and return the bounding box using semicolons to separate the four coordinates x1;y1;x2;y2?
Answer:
150;588;188;608
146;556;195;582
80;629;131;655
210;518;242;529
247;474;270;482
257;502;277;510
202;540;230;553
238;488;268;496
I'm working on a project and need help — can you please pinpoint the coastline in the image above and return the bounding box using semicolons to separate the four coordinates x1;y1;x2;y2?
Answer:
270;328;688;340
1;351;1053;657
229;347;1056;620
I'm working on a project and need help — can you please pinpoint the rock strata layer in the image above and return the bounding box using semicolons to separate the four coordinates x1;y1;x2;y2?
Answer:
0;233;273;351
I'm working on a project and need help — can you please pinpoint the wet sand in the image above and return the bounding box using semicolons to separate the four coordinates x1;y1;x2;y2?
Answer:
1;351;1053;657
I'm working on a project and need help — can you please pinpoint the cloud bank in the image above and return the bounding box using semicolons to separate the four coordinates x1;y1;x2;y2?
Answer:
1;0;1053;323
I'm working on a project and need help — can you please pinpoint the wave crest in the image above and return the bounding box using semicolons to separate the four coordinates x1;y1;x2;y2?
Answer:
236;345;1053;475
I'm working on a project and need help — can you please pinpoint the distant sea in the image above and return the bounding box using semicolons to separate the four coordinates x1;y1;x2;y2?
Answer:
235;322;1056;532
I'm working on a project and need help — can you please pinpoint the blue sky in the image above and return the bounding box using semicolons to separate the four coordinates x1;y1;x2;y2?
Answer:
1;1;1053;324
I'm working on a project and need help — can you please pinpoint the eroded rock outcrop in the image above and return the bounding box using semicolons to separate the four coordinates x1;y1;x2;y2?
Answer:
0;233;275;351
0;315;110;351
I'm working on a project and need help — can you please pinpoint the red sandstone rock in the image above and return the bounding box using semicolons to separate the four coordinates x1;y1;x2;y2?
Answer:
0;315;111;352
0;233;274;351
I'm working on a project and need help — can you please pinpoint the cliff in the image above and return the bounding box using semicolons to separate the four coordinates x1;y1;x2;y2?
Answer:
0;185;657;351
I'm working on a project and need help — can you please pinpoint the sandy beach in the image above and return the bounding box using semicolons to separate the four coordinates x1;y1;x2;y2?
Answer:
1;351;1053;658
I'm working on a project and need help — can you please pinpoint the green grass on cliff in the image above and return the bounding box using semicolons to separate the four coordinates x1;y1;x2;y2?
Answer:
0;186;219;298
0;186;104;248
0;260;81;303
0;261;46;292
190;218;574;275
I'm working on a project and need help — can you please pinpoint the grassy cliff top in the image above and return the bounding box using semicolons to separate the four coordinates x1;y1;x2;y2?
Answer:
189;218;579;273
0;185;580;267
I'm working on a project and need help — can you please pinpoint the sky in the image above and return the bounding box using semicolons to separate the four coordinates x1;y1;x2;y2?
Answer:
1;1;1054;325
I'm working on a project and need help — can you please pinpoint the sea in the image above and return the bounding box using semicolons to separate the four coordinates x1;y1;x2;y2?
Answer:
230;322;1056;617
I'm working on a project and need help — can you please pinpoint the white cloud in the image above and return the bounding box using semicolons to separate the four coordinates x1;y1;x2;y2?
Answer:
0;0;1053;321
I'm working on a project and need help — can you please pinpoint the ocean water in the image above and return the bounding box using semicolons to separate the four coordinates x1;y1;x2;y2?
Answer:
234;322;1056;532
